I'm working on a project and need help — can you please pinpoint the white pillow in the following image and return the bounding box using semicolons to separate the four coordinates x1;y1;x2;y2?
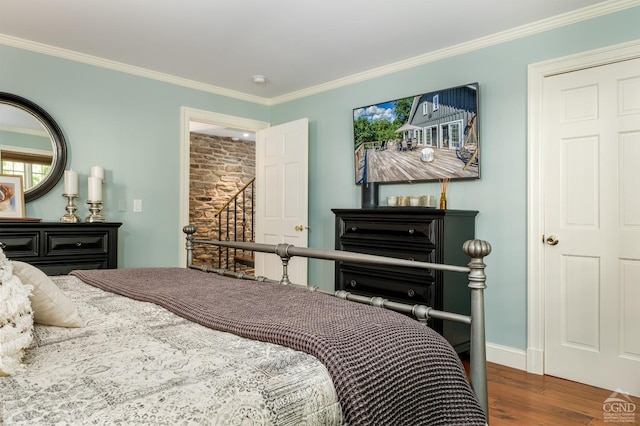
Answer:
0;254;34;376
12;261;85;328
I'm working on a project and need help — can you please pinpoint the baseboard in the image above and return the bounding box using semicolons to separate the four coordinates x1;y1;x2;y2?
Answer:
526;347;544;374
486;342;527;371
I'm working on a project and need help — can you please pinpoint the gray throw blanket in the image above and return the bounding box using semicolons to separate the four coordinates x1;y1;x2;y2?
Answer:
71;268;486;426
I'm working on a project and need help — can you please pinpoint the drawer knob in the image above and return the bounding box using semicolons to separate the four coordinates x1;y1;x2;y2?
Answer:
350;227;358;232
349;280;357;288
408;228;415;234
407;289;415;297
75;242;83;247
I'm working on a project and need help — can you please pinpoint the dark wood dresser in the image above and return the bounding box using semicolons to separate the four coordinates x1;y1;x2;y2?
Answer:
0;222;122;275
332;208;477;353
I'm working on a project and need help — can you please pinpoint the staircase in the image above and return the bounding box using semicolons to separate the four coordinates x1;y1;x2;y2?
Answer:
214;178;255;271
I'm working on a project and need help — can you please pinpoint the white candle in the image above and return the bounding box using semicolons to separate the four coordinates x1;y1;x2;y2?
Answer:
88;176;102;201
64;170;78;195
90;165;105;182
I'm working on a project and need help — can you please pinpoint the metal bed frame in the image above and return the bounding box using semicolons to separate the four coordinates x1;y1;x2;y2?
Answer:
183;225;491;417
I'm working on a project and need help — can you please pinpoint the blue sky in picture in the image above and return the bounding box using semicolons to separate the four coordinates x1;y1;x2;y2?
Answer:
353;101;397;122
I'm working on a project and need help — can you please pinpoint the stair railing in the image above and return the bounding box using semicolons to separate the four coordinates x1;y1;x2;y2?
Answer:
214;178;255;271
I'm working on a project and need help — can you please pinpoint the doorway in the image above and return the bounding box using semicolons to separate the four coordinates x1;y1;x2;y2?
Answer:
179;107;269;267
527;40;640;396
179;108;310;285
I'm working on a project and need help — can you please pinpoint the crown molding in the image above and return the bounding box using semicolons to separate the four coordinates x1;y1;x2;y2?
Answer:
0;34;271;106
1;0;637;106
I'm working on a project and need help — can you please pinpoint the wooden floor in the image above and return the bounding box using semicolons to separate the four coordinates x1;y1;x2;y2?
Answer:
472;362;640;425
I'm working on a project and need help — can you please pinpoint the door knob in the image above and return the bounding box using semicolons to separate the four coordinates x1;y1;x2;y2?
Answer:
294;225;309;232
546;235;559;246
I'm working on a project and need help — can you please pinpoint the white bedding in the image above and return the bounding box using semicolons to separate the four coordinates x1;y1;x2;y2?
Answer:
0;276;342;425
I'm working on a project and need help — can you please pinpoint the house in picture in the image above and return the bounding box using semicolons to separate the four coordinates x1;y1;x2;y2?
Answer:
408;83;478;153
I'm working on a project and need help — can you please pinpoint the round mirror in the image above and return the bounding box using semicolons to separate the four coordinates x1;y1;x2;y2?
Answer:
0;92;67;202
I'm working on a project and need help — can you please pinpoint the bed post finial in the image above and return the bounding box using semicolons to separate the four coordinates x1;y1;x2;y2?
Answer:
463;239;492;261
183;225;197;268
463;238;491;420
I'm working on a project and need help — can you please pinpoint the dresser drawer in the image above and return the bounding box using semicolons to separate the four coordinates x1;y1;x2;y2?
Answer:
45;231;109;256
340;242;436;263
340;265;435;306
0;232;39;258
341;217;436;238
339;217;436;253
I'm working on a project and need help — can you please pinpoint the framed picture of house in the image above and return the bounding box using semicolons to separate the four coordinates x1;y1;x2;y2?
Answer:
0;174;25;218
353;82;479;184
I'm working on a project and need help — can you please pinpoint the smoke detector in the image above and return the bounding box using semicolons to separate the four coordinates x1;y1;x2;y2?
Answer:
252;75;267;85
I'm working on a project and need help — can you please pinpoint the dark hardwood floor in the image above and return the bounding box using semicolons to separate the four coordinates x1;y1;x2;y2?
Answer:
473;362;640;425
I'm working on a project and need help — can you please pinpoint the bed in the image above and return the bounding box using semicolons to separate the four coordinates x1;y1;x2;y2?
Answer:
1;225;491;425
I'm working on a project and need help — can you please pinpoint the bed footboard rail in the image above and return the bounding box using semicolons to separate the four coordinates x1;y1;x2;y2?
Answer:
183;225;491;417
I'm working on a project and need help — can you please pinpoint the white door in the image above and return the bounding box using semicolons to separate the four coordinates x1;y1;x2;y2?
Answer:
543;57;640;396
255;118;309;285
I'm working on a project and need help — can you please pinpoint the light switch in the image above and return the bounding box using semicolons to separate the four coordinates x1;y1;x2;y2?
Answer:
133;199;143;213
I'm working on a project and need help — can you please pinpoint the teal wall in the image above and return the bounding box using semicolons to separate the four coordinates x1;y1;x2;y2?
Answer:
270;8;640;350
1;7;638;352
0;45;270;268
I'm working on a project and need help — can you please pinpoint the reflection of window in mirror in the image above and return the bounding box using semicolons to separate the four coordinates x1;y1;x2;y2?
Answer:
1;149;53;190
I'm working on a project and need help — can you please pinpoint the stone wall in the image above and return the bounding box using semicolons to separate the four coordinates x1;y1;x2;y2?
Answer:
189;132;255;272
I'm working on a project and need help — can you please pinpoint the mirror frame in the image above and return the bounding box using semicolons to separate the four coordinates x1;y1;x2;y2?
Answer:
0;92;67;202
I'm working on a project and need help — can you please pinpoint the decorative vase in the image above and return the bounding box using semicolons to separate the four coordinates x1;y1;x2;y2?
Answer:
439;192;447;210
361;182;379;208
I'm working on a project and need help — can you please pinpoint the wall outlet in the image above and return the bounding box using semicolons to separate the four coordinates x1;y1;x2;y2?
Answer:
133;199;143;213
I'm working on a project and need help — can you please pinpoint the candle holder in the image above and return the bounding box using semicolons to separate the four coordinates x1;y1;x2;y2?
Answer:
86;200;106;223
60;194;81;223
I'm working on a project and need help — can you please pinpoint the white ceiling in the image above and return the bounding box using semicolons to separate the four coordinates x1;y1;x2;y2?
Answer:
0;0;632;139
1;0;629;100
